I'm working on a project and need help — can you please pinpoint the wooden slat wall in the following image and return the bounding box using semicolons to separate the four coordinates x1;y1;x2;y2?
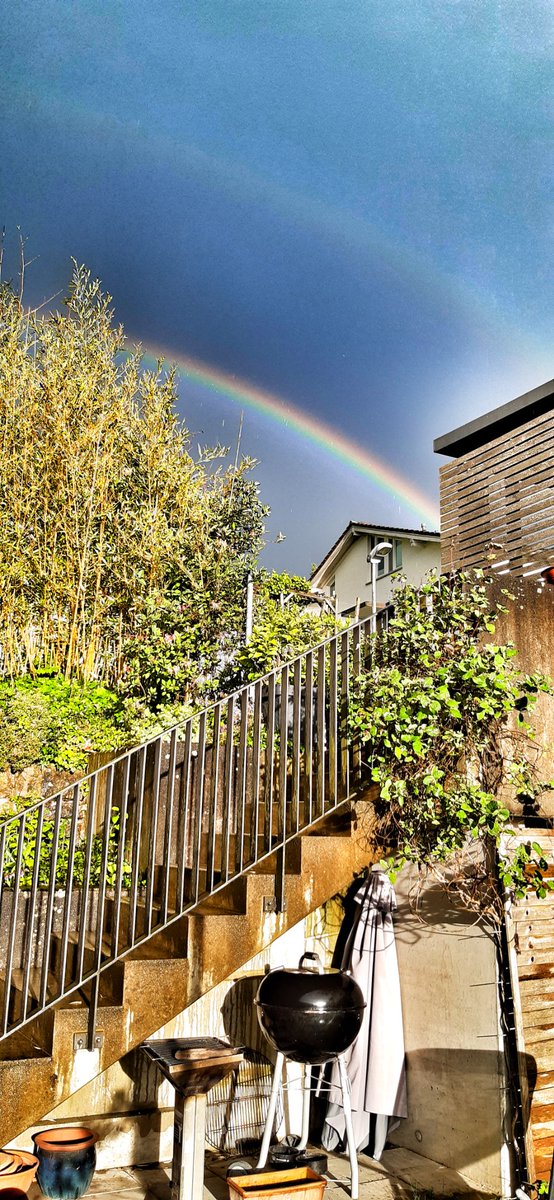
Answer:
507;831;554;1181
440;408;554;573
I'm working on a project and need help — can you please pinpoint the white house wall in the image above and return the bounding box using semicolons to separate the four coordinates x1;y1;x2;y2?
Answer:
332;537;441;616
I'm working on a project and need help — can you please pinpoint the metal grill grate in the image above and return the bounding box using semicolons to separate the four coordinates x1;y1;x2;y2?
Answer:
205;1048;282;1155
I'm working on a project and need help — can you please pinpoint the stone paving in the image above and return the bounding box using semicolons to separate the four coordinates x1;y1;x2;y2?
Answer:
24;1146;496;1200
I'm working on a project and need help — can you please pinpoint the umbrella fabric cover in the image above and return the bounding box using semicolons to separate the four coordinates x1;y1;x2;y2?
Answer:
322;869;407;1159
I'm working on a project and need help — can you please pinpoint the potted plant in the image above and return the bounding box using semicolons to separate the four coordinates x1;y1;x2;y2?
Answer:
31;1127;98;1199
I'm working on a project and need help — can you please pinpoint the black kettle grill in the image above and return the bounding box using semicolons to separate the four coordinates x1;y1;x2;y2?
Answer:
255;951;365;1065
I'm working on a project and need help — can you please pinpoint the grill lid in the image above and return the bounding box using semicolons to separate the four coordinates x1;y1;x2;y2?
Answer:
255;952;365;1015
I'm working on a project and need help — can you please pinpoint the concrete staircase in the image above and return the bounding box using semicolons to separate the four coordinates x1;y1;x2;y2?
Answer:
0;801;373;1143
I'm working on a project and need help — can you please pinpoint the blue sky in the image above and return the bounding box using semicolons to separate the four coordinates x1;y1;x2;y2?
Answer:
1;0;552;571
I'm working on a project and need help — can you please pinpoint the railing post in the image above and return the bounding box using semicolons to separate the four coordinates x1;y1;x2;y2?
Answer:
22;803;44;1021
160;729;178;923
236;689;249;874
278;664;289;842
3;812;26;1035
328;636;338;809
316;644;326;817
176;720;193;911
265;673;276;852
111;757;131;958
274;664;290;914
275;845;286;914
222;696;235;883
40;797;63;1010
193;711;207;903
352;623;362;786
250;680;262;864
291;657;302;833
145;738;163;935
340;629;350;800
304;651;314;824
205;704;221;894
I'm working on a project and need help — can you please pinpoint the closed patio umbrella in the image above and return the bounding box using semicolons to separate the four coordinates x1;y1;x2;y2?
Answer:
322;867;407;1160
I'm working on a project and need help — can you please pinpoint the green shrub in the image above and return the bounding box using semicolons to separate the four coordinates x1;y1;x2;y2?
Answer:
0;675;130;773
0;689;51;770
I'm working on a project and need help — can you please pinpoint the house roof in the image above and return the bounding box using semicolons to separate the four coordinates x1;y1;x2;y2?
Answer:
310;521;441;585
434;378;554;459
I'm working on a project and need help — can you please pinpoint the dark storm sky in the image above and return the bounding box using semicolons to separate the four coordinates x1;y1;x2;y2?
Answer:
1;1;552;571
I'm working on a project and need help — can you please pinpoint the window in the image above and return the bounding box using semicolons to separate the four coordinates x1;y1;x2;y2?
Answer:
368;534;403;577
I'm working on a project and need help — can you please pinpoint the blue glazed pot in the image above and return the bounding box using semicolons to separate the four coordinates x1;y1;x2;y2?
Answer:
31;1128;98;1200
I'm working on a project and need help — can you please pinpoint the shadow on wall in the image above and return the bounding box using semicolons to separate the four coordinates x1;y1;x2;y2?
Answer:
389;1046;537;1180
221;975;269;1058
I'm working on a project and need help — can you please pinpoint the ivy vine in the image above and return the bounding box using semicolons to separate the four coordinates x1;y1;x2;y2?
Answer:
350;571;554;914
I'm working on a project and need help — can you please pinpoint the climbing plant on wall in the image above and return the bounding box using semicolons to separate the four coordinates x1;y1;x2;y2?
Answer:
350;571;554;913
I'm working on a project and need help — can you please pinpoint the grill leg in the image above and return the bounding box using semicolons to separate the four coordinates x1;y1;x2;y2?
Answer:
337;1053;358;1200
298;1063;311;1151
256;1052;284;1168
172;1092;207;1200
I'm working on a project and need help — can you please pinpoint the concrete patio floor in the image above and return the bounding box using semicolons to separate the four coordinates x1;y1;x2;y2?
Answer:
24;1147;497;1200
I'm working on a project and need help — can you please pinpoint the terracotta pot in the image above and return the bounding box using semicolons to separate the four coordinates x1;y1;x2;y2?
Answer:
31;1128;98;1200
0;1149;38;1195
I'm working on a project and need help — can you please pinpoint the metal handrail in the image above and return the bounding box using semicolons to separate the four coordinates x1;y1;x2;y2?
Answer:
0;616;378;1045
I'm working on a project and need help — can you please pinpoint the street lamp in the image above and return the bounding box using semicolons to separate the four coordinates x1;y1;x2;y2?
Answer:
367;541;392;633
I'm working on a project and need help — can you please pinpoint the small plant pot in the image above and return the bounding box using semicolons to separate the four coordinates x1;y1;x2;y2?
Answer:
31;1128;98;1200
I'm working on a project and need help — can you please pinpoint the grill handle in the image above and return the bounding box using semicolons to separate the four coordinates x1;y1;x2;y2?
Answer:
298;951;324;974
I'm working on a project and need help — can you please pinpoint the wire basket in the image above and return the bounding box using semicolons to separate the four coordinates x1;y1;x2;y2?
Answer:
205;1048;283;1156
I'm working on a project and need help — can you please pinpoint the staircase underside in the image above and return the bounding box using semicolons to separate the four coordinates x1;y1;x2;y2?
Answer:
0;799;375;1142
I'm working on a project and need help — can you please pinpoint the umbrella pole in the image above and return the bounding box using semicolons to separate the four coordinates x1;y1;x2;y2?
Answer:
338;1053;359;1200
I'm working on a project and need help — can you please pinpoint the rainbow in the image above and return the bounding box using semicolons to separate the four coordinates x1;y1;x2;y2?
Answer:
141;348;440;529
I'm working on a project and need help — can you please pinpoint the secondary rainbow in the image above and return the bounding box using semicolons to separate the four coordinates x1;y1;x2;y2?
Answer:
142;348;440;530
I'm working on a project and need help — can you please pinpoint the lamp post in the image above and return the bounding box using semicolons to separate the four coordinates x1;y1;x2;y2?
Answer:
367;541;392;634
245;571;254;642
